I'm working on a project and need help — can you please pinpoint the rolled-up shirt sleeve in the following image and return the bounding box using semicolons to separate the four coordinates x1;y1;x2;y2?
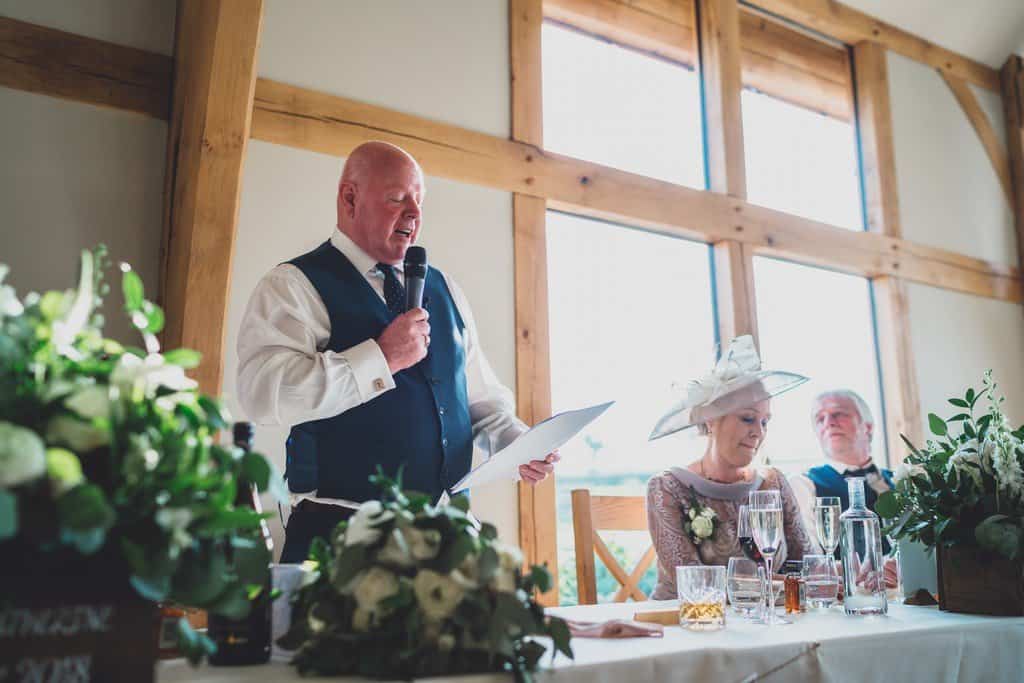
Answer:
236;264;394;426
444;276;528;459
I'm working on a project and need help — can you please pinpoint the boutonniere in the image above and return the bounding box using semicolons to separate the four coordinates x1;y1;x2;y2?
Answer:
681;486;718;545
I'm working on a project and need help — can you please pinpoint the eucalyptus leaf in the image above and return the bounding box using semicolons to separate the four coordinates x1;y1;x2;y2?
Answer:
56;483;115;531
208;583;252;620
195;507;269;535
0;489;17;540
131;573;172;602
122;270;144;311
164;348;202;368
171;544;230;606
948;398;969;408
177;618;217;666
547;616;574;660
928;413;947;436
232;535;271;585
873;490;900;519
240;451;271;491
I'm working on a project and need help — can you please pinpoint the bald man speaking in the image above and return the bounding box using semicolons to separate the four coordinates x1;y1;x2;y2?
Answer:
237;142;557;562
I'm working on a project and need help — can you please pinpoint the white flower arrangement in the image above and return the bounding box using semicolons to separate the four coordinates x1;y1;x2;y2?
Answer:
279;472;572;682
877;371;1024;560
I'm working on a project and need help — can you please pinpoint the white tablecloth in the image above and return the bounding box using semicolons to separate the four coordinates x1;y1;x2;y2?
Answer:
159;601;1024;682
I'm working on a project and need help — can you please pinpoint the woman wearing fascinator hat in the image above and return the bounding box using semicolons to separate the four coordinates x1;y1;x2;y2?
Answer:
645;335;816;600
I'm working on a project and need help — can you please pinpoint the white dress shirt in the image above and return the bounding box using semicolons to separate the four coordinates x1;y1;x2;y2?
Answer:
236;230;527;506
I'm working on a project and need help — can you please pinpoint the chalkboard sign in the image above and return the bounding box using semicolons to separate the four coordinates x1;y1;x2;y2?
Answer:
0;577;158;683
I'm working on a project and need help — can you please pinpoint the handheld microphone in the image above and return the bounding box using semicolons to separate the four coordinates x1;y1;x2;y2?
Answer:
404;246;428;312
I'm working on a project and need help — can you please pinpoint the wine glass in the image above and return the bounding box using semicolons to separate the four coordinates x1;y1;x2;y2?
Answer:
736;505;764;565
802;554;839;609
726;557;762;619
814;496;841;557
748;489;786;627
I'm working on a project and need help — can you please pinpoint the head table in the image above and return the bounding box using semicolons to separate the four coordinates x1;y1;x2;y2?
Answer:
159;600;1024;683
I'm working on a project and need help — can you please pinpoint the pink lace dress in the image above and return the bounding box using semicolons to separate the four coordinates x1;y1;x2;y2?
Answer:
646;466;815;600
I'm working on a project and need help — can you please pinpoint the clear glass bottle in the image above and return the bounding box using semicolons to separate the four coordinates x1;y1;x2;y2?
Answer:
840;477;887;616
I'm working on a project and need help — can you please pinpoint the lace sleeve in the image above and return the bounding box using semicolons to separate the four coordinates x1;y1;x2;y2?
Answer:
646;474;700;600
775;468;817;561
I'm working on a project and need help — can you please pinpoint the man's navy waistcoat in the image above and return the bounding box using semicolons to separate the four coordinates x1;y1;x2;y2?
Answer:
284;241;474;502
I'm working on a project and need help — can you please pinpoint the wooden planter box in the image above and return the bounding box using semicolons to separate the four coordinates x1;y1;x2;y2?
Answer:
937;545;1024;616
0;557;159;682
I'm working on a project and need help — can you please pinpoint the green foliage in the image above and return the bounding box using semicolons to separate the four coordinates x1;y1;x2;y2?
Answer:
0;247;288;663
281;473;573;681
878;373;1024;560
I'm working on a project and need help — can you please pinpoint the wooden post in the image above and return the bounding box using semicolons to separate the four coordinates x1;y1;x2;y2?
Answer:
698;0;758;347
1001;55;1024;275
853;41;922;463
510;0;558;605
160;0;264;395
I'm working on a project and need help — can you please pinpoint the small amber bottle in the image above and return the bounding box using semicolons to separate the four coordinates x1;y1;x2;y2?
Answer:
784;572;805;614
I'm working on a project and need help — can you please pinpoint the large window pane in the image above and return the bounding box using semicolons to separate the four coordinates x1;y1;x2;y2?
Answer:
753;257;885;474
542;23;705;188
546;212;716;604
742;90;863;230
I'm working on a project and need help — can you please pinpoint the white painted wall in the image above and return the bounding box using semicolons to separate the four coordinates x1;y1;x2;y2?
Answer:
888;50;1024;436
0;0;171;343
0;0;174;54
888;51;1017;268
907;283;1024;430
222;1;518;553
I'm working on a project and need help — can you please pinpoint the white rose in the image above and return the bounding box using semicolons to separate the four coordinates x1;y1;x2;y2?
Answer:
490;567;517;593
344;500;394;547
377;528;414;567
438;634;456;652
46;415;109;452
691;515;714;539
45;448;84;495
893;461;924;483
494;542;523;571
413;569;465;621
156;507;194;555
0;265;23;322
406;527;443;561
352;567;400;613
111;353;198;400
0;422;46;487
947;441;983;485
699;507;716;520
351;607;374;632
65;385;111;420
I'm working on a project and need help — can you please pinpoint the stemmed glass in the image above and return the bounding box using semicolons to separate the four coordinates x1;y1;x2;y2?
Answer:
748;489;785;627
814;496;842;557
736;505;764;565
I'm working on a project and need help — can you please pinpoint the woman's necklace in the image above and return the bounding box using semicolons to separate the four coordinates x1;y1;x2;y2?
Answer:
700;457;748;484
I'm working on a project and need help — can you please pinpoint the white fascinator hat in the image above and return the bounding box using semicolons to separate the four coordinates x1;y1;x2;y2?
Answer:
648;335;809;441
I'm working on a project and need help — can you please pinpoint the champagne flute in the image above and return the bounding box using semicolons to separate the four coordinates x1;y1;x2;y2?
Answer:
814;496;841;557
749;489;785;627
736;505;764;565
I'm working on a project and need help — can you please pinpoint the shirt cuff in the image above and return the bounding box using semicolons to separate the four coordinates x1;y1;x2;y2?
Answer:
342;339;395;402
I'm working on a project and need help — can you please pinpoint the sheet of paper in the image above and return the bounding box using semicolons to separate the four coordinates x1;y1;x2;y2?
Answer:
451;401;614;493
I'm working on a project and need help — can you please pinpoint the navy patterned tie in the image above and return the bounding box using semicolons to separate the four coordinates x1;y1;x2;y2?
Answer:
377;263;406;315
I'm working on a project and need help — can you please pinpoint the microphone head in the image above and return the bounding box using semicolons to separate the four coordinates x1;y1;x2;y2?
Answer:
404;246;428;279
404;246;427;266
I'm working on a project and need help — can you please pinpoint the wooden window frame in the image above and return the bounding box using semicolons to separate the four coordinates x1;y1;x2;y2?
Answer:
3;0;1024;606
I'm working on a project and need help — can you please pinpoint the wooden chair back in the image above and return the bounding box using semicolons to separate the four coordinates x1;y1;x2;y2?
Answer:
570;489;656;605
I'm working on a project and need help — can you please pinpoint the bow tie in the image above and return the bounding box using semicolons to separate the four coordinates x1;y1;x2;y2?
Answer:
843;463;878;478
